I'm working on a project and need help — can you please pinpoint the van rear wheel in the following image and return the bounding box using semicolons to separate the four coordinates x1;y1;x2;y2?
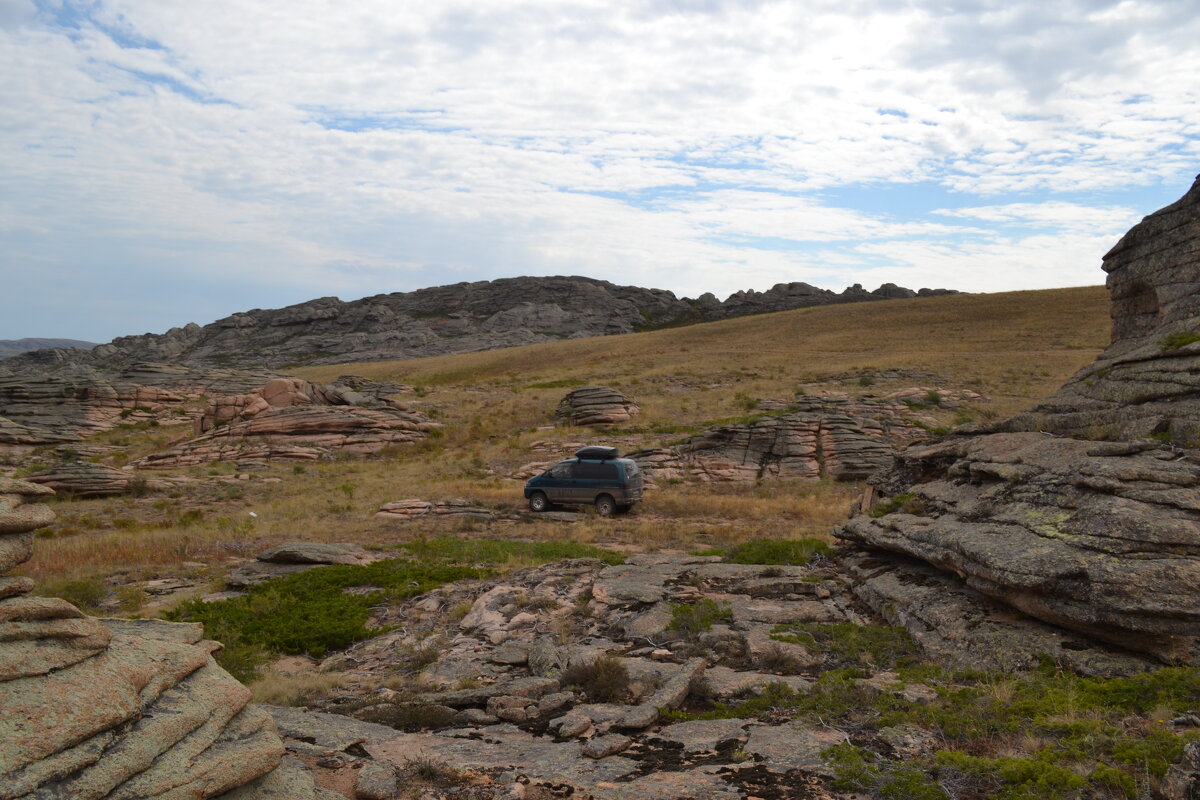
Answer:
594;495;617;517
529;492;549;512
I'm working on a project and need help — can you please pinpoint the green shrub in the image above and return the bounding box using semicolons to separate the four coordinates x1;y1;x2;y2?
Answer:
667;598;732;639
166;559;488;666
723;537;833;565
354;701;457;731
935;751;1086;800
826;743;945;800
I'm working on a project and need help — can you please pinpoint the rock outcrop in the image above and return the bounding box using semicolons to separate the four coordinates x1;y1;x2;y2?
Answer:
0;363;276;448
130;376;437;468
555;385;640;426
134;405;439;468
835;176;1200;665
630;397;928;483
27;461;181;498
0;338;96;358
1;276;958;373
0;478;333;798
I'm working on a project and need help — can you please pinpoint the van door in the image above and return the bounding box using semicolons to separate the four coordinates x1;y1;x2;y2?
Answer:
573;461;619;503
543;463;573;503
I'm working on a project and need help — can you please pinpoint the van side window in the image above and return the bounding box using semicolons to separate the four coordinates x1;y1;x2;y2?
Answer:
574;462;618;479
547;464;571;478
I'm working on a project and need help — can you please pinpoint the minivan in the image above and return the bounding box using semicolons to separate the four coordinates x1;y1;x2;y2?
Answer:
524;446;643;515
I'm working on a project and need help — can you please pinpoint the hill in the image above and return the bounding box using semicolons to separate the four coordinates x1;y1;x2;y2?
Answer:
0;337;95;358
0;276;955;373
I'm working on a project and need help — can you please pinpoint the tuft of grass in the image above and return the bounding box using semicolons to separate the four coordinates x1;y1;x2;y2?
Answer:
771;622;919;669
1158;330;1200;352
723;537;833;565
869;492;924;518
249;670;347;706
561;655;630;703
34;576;108;613
355;701;458;731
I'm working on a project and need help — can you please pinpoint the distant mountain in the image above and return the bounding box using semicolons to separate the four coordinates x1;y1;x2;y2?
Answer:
0;276;957;373
0;338;96;359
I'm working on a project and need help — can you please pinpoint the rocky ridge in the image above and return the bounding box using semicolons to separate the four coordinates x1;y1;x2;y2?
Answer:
0;276;957;373
0;338;96;358
0;478;335;798
835;175;1200;666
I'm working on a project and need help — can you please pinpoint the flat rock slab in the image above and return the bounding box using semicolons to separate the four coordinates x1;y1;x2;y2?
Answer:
743;723;845;777
727;597;837;626
654;718;751;754
367;727;639;786
590;767;743;800
265;706;401;751
703;666;813;699
217;755;343;800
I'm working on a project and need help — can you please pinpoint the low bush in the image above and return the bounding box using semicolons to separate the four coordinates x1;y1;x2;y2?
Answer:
667;598;732;639
166;559;488;678
561;655;630;703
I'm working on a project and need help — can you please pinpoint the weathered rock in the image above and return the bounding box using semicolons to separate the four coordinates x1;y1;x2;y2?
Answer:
354;758;400;800
1001;175;1200;443
840;552;1154;676
257;541;379;566
375;497;498;521
0;479;326;798
742;723;844;776
654;718;750;755
555;385;639;426
581;733;632;759
837;433;1200;663
24;460;147;496
617;657;705;729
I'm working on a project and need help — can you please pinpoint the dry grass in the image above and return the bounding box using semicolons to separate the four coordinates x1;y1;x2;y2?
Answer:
248;669;348;706
16;286;1108;587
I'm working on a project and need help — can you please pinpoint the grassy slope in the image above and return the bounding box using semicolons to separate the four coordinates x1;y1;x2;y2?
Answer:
21;286;1109;588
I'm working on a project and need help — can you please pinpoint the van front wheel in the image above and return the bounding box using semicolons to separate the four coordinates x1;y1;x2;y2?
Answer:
529;492;549;512
594;495;617;517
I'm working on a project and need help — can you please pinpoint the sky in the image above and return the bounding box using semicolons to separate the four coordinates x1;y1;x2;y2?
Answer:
1;0;1198;343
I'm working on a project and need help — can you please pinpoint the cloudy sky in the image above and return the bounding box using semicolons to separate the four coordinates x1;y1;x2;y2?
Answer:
1;0;1197;342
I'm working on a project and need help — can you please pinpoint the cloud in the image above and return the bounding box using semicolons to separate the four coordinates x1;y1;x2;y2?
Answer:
0;0;1197;339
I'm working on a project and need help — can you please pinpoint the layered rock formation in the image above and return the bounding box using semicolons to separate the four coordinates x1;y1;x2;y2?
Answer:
135;404;439;469
836;176;1200;666
0;363;276;448
1;276;957;373
630;396;928;483
27;461;180;498
198;375;412;433
555;385;640;426
0;478;334;798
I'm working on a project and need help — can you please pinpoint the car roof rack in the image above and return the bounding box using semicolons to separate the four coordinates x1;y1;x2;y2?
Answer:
574;446;619;460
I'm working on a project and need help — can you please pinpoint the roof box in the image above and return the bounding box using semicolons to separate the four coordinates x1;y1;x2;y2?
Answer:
575;446;619;460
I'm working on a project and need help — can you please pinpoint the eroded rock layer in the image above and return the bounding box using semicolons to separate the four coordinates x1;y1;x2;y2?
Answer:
631;398;926;483
0;478;334;799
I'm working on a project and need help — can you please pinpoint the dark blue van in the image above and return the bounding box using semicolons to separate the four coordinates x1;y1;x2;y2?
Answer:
524;446;643;516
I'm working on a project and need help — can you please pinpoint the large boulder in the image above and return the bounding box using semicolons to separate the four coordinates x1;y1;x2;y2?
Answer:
0;478;333;798
555;385;640;426
836;175;1200;665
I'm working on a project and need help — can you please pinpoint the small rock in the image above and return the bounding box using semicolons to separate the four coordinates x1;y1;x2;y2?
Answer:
537;692;575;716
456;708;499;726
551;710;593;738
490;643;529;665
487;695;536;723
582;734;632;759
355;759;400;800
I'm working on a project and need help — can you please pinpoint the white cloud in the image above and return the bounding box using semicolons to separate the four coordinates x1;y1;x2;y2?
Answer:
0;0;1197;339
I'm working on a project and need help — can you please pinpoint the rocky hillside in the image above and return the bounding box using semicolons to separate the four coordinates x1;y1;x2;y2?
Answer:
0;276;955;373
0;337;95;358
836;173;1200;667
